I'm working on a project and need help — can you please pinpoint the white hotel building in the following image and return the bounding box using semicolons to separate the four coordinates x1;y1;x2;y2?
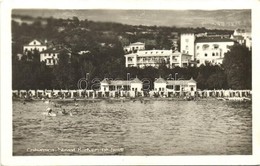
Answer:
180;33;235;66
124;49;192;68
195;37;235;66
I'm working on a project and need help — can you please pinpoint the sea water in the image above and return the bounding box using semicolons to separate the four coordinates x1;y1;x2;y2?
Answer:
13;99;252;155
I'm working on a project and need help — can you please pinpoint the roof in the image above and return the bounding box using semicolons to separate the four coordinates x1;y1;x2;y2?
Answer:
231;35;244;40
167;78;197;85
195;37;234;43
100;78;111;84
235;29;246;33
131;77;142;83
130;42;145;45
24;39;46;46
40;46;71;54
101;78;142;85
110;80;129;86
154;77;167;83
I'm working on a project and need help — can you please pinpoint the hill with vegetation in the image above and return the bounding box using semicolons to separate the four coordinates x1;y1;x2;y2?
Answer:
11;16;251;90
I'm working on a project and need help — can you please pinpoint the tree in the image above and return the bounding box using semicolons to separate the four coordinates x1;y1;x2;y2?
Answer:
223;44;251;89
52;51;75;89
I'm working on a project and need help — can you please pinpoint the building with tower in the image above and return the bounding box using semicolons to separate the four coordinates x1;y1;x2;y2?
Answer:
180;33;235;66
180;33;195;60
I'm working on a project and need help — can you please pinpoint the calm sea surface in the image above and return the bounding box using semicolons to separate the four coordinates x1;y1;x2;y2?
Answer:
13;99;252;155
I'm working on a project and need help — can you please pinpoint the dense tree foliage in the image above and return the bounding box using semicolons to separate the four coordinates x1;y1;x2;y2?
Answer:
12;16;251;90
223;44;252;89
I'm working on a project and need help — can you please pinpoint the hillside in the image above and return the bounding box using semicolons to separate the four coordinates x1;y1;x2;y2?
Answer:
12;9;251;31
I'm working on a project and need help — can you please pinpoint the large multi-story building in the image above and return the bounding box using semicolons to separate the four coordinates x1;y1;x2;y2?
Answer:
180;33;235;66
124;49;192;68
195;37;235;66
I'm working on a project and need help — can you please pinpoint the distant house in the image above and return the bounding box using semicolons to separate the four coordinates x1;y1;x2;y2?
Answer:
233;29;246;36
230;29;251;51
123;42;145;53
230;35;245;45
78;50;91;55
40;46;71;66
23;39;47;53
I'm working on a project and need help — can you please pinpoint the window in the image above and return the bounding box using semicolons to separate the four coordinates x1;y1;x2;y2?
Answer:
197;46;199;49
34;41;36;45
216;52;218;56
145;52;147;54
159;88;161;91
162;88;164;91
213;44;219;49
205;53;207;57
161;51;163;53
202;44;209;50
186;45;189;50
212;53;215;56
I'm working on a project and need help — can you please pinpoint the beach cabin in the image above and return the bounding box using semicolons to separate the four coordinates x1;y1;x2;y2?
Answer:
153;77;197;97
154;77;167;96
100;77;143;97
167;78;197;96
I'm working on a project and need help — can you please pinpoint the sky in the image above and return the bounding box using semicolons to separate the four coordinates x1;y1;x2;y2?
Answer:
12;9;251;30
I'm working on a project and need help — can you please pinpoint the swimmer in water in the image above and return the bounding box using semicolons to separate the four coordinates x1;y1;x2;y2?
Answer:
46;107;52;115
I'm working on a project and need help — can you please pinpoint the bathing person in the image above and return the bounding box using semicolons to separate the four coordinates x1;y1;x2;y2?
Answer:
61;108;69;115
46;107;53;115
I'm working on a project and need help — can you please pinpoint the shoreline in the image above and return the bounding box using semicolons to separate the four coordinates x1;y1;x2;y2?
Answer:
12;96;251;102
